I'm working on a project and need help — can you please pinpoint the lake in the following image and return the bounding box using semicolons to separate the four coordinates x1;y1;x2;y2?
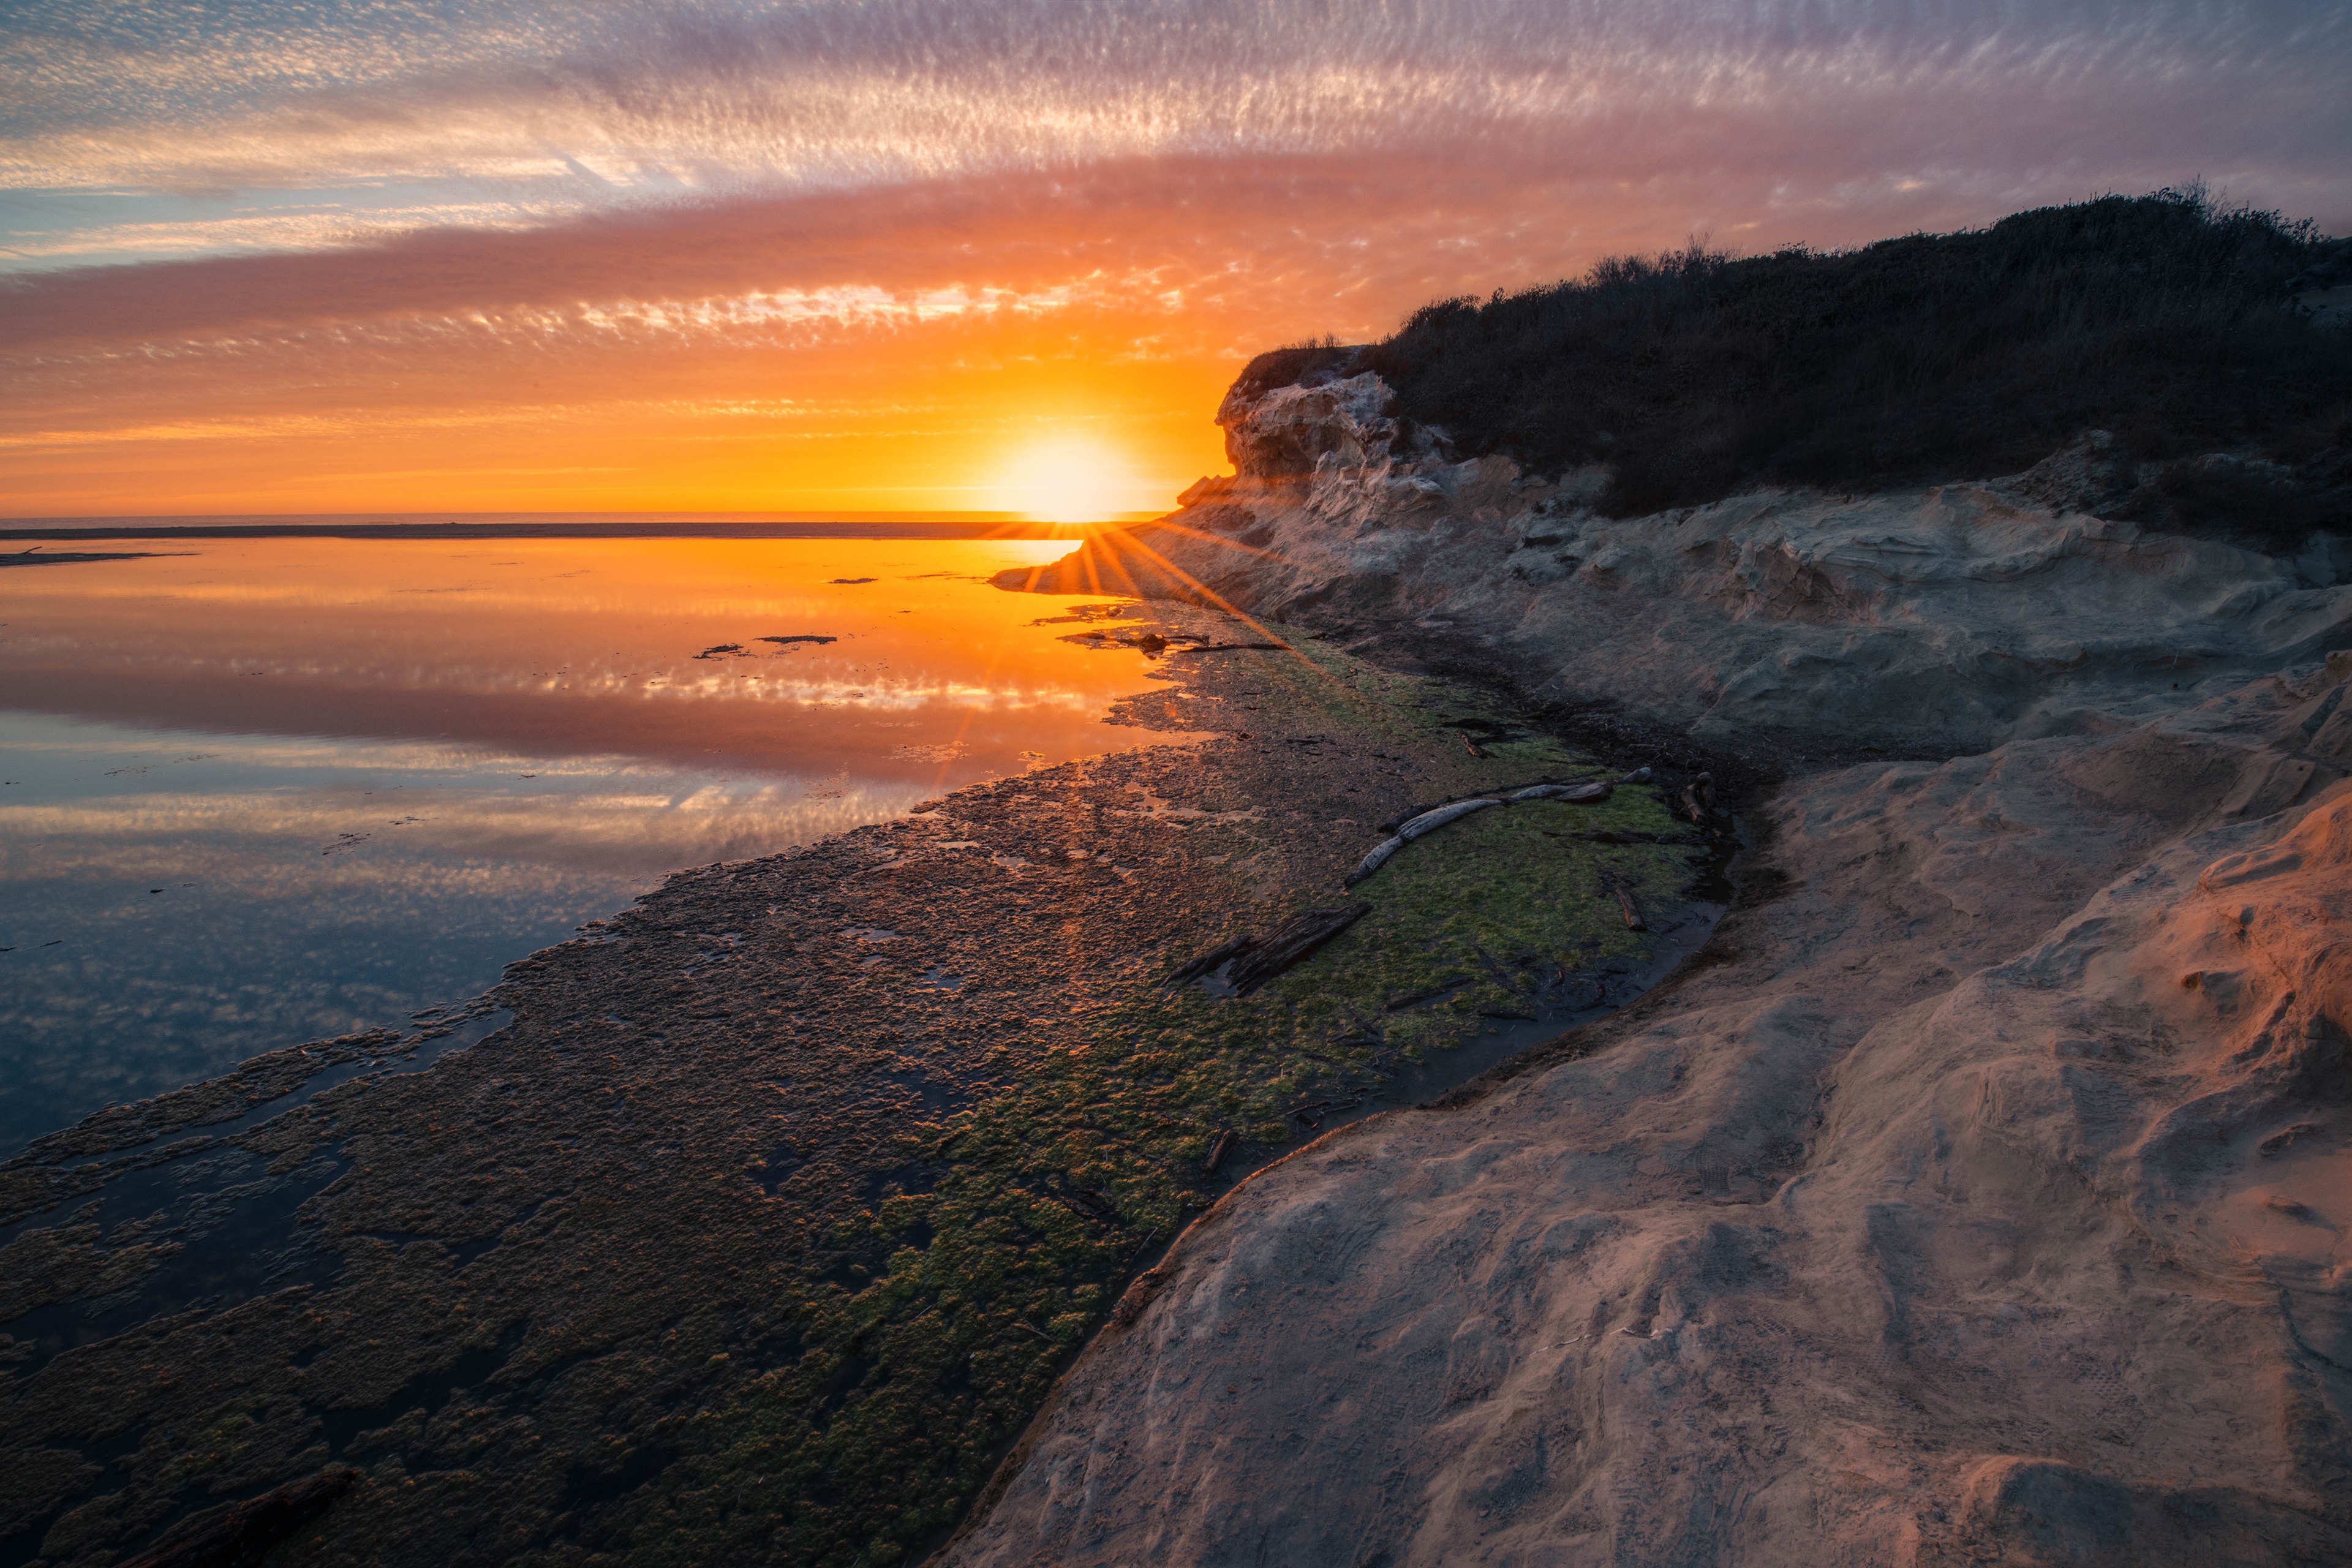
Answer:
0;534;1164;1152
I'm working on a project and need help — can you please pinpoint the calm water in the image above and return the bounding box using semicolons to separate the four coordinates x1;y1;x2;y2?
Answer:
0;535;1166;1151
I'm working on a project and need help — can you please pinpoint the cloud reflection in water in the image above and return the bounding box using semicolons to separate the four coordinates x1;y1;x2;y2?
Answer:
0;536;1185;1150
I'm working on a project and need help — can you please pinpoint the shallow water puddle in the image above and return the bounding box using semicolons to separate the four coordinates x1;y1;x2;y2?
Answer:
0;536;1175;1150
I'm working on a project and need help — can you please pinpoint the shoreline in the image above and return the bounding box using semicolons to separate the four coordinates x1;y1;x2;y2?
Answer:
936;354;2352;1566
0;521;1093;543
0;601;1734;1567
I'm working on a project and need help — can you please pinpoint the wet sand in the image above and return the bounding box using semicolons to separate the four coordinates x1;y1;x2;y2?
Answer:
0;603;1728;1568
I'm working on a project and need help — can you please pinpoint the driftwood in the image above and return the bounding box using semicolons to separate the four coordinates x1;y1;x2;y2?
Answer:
1384;974;1472;1011
1344;836;1406;886
1344;797;1503;884
1510;782;1612;804
1398;797;1504;840
1679;771;1718;824
1461;733;1484;758
1163;935;1253;987
1606;876;1649;931
1202;1129;1237;1175
1054;1182;1120;1223
1167;907;1370;995
1227;905;1370;993
758;634;838;646
1342;764;1658;888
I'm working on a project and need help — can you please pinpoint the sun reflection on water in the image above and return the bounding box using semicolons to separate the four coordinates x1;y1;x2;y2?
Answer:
0;535;1187;1150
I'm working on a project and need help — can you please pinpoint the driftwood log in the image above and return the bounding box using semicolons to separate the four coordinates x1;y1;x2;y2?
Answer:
1345;835;1408;886
1679;771;1718;824
1510;781;1612;804
1400;797;1506;839
1163;935;1253;987
1227;905;1370;993
1346;774;1635;887
1166;905;1370;995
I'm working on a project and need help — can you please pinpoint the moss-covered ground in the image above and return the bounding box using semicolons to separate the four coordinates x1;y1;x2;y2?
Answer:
603;625;1709;1566
0;611;1719;1568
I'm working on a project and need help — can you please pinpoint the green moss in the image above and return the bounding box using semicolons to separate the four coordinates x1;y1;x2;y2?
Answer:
599;650;1706;1568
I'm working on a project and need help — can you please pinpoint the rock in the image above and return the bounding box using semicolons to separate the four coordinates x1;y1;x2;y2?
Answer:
1008;369;2347;755
2008;428;2139;516
1217;369;1396;480
951;356;2352;1567
952;672;2352;1567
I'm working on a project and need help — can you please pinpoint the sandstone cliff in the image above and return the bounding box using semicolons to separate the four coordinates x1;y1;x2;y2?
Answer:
961;358;2352;1565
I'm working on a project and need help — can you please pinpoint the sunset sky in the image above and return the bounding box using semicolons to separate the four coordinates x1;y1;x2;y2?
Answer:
4;1;2347;521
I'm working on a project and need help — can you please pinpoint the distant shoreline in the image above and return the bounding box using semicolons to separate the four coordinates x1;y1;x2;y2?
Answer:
0;516;1122;543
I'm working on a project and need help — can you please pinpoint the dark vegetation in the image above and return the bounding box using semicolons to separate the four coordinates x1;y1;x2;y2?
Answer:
1355;189;2352;546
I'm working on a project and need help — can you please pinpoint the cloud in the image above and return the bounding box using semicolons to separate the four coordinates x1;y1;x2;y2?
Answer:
2;1;2345;512
7;2;2346;209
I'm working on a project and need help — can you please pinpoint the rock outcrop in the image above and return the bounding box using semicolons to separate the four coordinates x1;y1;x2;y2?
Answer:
1004;365;2351;761
960;364;2352;1564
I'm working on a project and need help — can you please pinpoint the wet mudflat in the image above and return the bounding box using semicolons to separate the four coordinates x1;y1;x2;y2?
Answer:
0;537;1165;1148
0;605;1729;1568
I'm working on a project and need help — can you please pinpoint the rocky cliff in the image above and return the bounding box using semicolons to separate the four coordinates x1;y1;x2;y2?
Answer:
962;358;2352;1564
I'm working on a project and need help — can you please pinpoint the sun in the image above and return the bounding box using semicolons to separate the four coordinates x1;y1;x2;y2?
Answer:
991;435;1147;524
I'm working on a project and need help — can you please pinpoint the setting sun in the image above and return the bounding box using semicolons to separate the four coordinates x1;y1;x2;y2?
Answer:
992;435;1157;524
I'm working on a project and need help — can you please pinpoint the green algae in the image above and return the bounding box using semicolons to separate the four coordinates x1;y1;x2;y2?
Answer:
619;666;1708;1567
0;621;1722;1568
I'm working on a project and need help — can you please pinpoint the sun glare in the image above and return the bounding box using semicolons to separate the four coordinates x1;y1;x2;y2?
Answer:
993;436;1146;524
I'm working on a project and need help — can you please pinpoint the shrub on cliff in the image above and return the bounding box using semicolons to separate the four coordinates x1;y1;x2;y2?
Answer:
1357;189;2351;542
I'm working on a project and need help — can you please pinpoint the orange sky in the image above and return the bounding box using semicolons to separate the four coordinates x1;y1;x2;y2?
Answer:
4;2;2346;520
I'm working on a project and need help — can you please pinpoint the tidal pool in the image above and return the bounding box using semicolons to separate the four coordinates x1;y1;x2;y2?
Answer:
0;535;1169;1150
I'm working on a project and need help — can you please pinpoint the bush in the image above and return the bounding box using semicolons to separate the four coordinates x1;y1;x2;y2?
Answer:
1355;189;2352;536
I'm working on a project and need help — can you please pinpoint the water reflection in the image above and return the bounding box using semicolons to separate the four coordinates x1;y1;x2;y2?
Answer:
0;537;1166;1149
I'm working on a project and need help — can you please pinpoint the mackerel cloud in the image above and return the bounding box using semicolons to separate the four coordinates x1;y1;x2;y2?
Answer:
10;1;2348;247
2;0;2347;509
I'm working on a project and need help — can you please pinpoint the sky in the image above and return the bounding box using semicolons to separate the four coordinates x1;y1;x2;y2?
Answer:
2;1;2347;520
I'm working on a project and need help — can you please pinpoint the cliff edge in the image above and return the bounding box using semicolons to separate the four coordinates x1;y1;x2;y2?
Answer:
960;355;2352;1564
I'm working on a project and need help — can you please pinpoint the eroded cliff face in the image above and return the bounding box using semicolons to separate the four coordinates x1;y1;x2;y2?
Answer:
960;367;2352;1565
